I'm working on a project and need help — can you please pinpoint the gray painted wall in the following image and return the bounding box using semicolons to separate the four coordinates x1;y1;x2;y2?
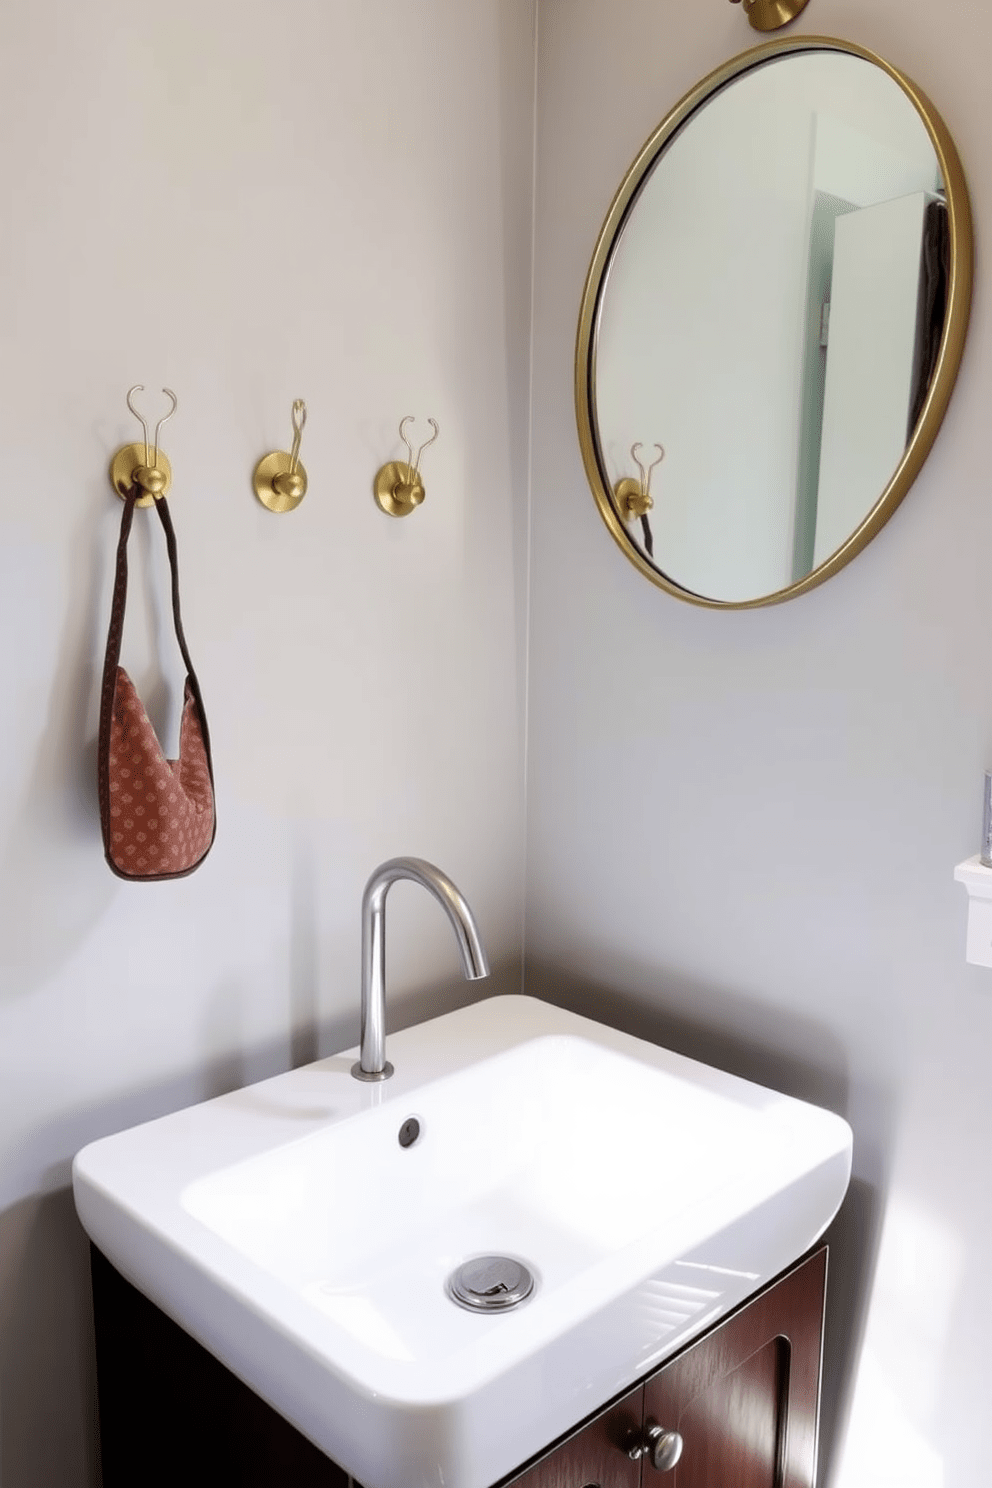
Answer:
527;2;992;1483
0;2;535;1483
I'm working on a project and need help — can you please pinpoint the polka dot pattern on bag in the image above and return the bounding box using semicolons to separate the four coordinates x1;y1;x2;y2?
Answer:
107;668;214;876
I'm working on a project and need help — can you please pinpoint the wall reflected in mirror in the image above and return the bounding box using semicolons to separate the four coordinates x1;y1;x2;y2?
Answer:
586;45;966;607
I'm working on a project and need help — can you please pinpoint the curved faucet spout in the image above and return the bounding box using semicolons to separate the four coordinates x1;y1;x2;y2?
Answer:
352;857;490;1082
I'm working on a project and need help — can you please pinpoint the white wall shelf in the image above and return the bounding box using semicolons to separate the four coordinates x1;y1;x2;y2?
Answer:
954;856;992;966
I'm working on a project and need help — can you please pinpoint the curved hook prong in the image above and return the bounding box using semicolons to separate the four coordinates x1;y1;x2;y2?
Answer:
152;388;178;470
398;416;440;478
289;399;307;474
630;441;665;496
126;385;151;467
126;385;177;470
398;415;416;470
412;418;439;476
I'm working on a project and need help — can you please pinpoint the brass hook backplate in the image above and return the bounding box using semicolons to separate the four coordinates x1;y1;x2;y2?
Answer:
253;450;309;513
373;461;426;517
110;444;174;506
614;476;653;521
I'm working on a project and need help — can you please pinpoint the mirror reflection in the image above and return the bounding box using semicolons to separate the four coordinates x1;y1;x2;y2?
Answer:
587;46;966;606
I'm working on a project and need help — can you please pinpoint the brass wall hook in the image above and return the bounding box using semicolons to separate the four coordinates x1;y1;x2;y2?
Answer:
614;442;664;521
109;385;177;506
728;0;811;31
254;400;309;513
614;442;663;560
373;416;440;517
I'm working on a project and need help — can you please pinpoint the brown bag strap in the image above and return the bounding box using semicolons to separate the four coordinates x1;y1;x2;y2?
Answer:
151;495;214;776
97;491;214;851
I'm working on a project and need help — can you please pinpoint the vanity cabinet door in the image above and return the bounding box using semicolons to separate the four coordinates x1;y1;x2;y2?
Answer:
505;1387;644;1488
639;1248;827;1488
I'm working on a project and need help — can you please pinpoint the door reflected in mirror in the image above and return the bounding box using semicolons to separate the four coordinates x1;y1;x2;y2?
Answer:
577;40;971;608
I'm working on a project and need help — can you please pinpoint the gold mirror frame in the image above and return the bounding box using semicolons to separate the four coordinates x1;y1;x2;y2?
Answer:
575;37;973;609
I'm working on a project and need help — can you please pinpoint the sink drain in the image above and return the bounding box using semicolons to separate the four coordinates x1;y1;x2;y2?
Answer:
447;1255;535;1313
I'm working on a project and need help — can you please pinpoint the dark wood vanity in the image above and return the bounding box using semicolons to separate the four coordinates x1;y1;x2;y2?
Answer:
91;1245;826;1488
502;1248;825;1488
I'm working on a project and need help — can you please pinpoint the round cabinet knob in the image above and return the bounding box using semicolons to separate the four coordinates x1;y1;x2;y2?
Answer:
627;1421;684;1472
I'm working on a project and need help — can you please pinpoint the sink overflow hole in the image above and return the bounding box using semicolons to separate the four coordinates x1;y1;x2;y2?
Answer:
398;1117;421;1148
447;1256;535;1312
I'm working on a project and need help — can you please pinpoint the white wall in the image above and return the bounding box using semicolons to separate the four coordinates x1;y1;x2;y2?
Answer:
0;2;534;1483
528;3;992;1486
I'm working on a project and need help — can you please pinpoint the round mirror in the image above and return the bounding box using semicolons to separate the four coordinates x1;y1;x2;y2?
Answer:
576;38;972;608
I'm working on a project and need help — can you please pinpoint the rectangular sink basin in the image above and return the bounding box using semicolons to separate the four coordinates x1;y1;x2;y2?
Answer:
73;995;852;1488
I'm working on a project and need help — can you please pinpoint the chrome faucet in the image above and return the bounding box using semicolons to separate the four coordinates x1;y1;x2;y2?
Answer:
351;857;490;1082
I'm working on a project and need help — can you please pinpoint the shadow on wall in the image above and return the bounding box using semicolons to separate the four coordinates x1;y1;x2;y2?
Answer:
525;959;897;1488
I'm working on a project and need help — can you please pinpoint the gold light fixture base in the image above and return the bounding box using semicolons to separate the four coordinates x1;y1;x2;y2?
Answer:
110;443;173;506
734;0;811;30
373;460;425;518
254;451;309;514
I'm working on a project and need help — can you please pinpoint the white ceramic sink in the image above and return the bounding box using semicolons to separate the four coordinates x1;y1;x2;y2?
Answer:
73;995;852;1488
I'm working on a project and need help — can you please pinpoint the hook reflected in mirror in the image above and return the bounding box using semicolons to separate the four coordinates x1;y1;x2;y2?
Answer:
614;443;664;559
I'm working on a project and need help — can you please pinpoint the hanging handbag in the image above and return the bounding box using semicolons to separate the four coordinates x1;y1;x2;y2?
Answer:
97;488;215;879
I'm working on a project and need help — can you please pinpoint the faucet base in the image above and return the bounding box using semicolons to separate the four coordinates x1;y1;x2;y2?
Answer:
350;1061;395;1083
